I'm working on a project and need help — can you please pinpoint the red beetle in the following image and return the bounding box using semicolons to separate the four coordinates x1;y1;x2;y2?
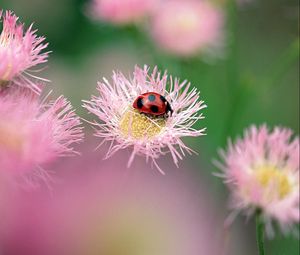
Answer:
133;92;173;117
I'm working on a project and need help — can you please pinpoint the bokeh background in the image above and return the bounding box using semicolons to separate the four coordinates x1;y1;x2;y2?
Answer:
0;0;299;254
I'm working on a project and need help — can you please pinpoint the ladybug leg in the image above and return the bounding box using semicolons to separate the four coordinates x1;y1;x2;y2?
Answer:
164;111;172;119
139;112;150;117
141;112;158;119
166;102;173;117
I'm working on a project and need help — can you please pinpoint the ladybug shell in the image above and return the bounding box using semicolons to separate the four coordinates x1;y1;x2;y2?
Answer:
133;92;172;116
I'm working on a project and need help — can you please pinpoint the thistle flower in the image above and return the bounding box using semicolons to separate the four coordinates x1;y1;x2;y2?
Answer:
150;0;224;57
88;0;159;25
0;87;84;187
83;65;206;173
0;10;49;94
216;125;299;237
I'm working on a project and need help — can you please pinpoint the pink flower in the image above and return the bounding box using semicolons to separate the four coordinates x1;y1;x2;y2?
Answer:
150;0;224;57
216;125;299;237
83;65;206;173
88;0;159;25
0;10;49;94
0;141;223;255
0;87;84;187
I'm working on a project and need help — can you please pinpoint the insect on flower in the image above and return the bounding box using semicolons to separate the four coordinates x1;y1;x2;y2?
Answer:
83;65;207;173
133;92;173;117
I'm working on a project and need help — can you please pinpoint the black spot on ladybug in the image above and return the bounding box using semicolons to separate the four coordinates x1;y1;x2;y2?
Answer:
148;94;156;102
150;105;159;113
137;97;143;109
160;95;167;103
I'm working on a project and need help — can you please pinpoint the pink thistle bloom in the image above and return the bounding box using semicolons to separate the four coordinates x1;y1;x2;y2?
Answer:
150;0;224;57
0;87;84;187
0;10;49;94
88;0;159;25
83;65;207;173
216;125;299;237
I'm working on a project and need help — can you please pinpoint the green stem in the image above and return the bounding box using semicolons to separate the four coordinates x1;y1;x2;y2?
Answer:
256;212;266;255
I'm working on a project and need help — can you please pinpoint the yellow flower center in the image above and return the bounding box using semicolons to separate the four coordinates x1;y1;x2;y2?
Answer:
164;9;199;35
176;11;199;32
0;80;9;87
255;165;292;199
119;108;166;140
0;62;13;81
82;209;171;255
0;122;25;152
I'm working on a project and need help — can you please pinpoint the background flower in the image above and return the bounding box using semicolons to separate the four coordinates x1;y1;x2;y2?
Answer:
216;125;299;237
88;0;159;25
0;87;83;187
149;0;224;57
0;10;49;93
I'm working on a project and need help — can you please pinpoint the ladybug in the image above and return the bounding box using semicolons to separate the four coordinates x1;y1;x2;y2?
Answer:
133;92;173;117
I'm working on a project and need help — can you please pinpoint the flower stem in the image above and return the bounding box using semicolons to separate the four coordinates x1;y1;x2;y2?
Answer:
256;212;266;255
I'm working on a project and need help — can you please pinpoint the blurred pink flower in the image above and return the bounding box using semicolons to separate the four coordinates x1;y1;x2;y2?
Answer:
150;0;224;57
83;65;206;173
0;140;223;255
0;10;49;94
216;125;299;237
88;0;159;25
0;87;83;187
